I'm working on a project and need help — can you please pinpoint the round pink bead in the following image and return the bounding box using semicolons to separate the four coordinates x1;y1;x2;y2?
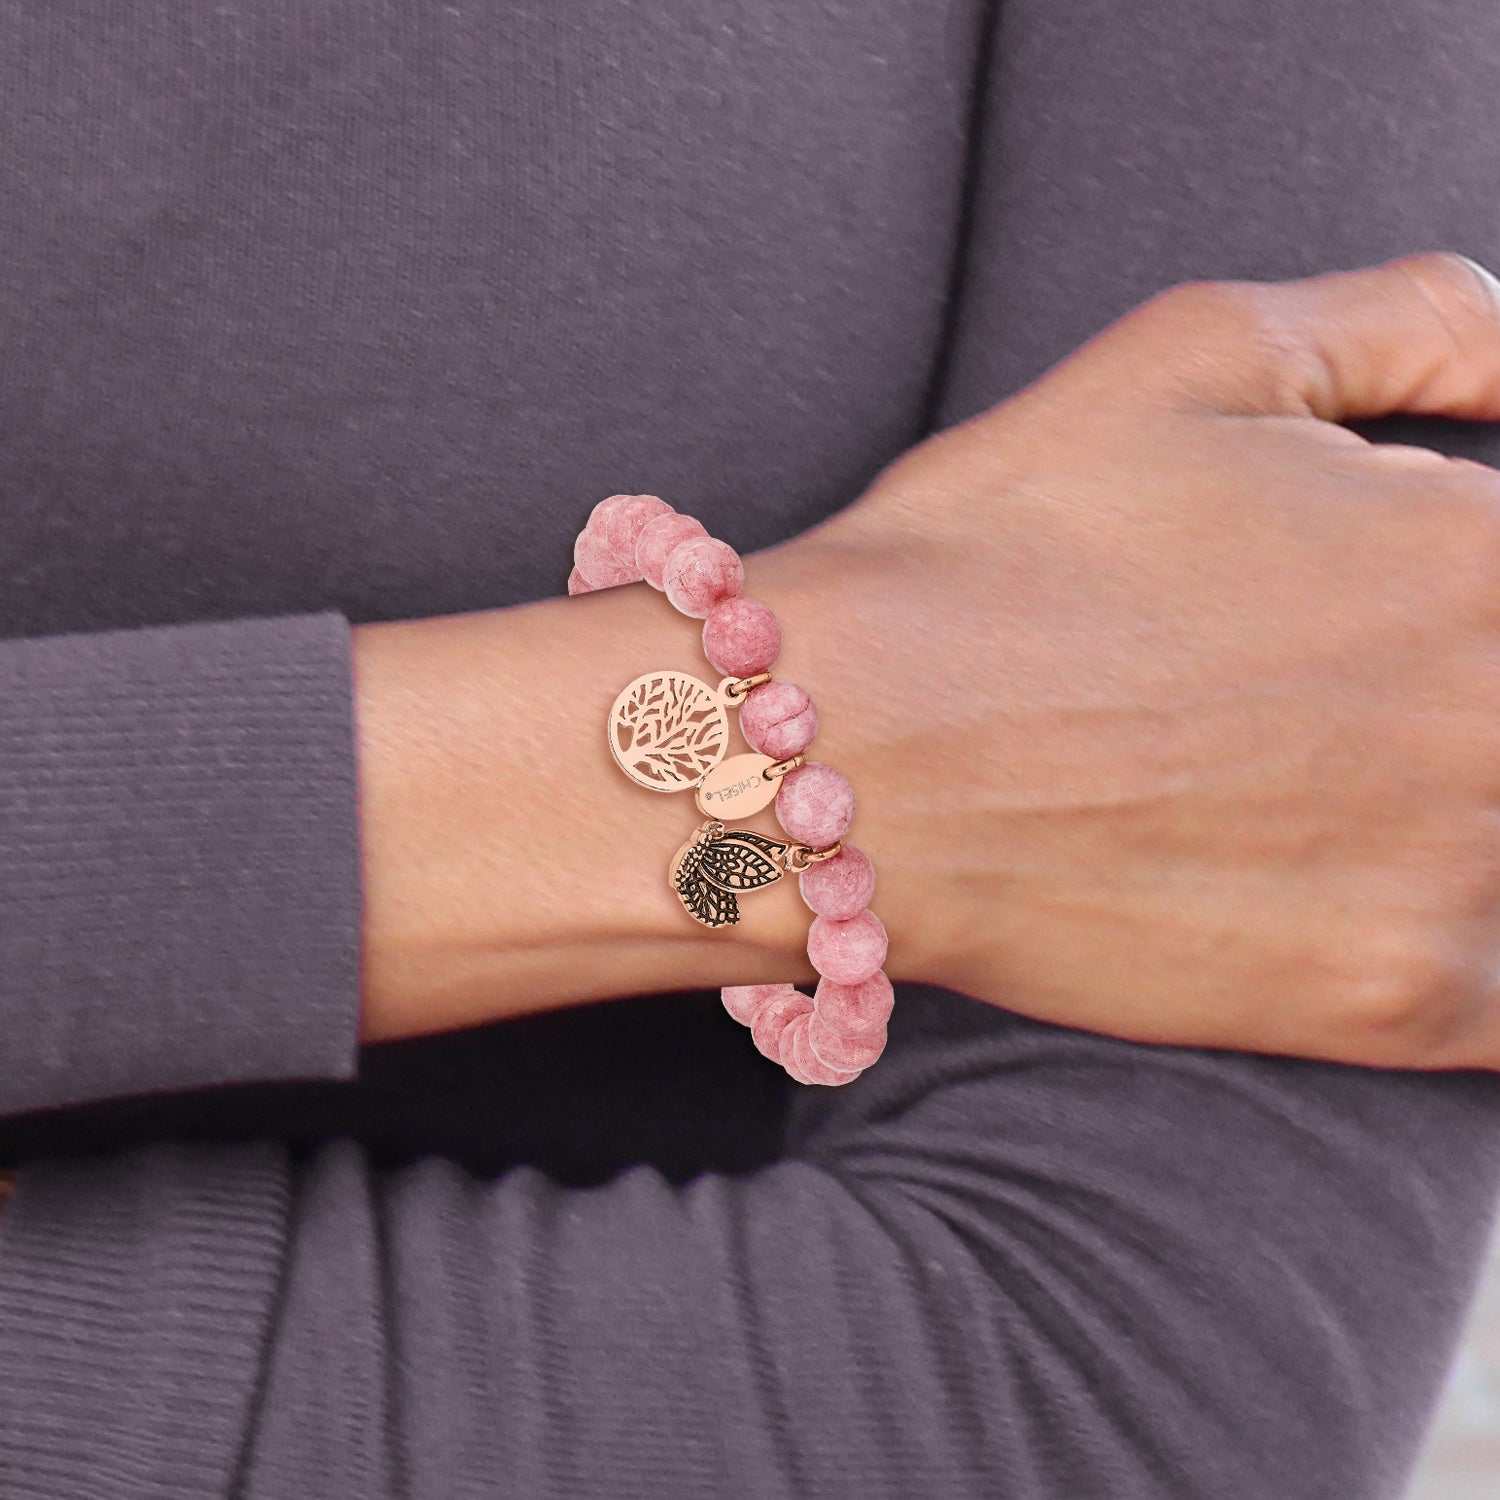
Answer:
740;681;818;761
721;982;795;1029
661;536;745;619
635;511;708;589
813;970;894;1037
807;909;888;986
775;1010;816;1084
775;760;854;848
566;566;594;596
574;527;638;588
750;987;812;1063
586;492;635;532
779;1048;818;1087
799;843;875;920
602;493;673;562
702;596;782;678
780;1010;864;1086
808;1011;887;1072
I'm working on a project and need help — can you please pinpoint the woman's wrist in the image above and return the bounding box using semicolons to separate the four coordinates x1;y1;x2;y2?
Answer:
352;572;822;1046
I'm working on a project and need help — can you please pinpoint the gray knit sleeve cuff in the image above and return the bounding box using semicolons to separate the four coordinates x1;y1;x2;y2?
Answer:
0;609;363;1117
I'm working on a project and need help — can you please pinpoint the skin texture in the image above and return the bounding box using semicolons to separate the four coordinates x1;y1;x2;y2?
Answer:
355;251;1500;1074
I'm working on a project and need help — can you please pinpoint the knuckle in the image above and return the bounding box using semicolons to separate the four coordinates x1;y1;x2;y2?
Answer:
1390;250;1499;331
1142;278;1270;339
1437;453;1500;504
1131;279;1312;409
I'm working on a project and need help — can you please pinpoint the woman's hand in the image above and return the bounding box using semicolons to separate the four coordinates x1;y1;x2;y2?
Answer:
751;252;1500;1070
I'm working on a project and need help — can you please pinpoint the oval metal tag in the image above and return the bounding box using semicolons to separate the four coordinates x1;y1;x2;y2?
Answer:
694;752;780;817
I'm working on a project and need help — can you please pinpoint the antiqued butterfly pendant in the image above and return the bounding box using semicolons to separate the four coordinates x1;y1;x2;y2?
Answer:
669;819;809;929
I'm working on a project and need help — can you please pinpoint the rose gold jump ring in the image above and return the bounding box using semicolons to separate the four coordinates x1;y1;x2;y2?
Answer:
784;839;842;873
763;753;805;781
723;671;773;704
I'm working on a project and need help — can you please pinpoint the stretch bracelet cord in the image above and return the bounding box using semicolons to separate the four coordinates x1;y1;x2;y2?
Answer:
568;494;892;1087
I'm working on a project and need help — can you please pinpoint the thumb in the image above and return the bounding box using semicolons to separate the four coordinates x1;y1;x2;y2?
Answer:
1119;251;1500;424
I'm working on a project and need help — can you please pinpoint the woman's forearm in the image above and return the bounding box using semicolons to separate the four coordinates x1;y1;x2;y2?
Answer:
351;564;824;1044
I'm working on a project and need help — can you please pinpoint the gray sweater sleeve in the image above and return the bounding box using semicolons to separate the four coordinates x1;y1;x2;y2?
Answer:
3;993;1500;1497
0;608;362;1117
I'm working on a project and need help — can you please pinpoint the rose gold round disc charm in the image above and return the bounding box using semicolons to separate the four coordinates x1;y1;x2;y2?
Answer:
608;670;730;792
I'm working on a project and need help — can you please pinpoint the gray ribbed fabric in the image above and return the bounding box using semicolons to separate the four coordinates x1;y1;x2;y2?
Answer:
1;3;1499;1496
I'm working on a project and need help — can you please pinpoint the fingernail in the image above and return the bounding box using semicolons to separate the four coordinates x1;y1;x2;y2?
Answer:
1454;254;1500;313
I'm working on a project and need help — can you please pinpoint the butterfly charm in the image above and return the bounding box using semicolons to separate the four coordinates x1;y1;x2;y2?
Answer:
669;819;796;928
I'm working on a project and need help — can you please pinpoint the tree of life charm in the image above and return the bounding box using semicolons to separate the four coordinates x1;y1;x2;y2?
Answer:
607;670;732;792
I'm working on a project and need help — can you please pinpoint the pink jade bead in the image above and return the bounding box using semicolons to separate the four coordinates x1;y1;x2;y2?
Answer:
778;1047;817;1087
774;1011;816;1085
586;492;633;531
702;596;782;678
566;566;593;595
813;970;894;1037
599;493;673;562
661;535;745;619
808;1011;887;1072
780;1010;864;1087
586;492;639;538
775;760;854;848
574;527;638;588
721;982;795;1029
740;680;818;761
807;909;888;986
636;511;708;589
799;843;875;920
750;988;813;1063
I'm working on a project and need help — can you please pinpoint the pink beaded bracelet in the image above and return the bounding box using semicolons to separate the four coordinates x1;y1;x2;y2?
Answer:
568;493;893;1086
